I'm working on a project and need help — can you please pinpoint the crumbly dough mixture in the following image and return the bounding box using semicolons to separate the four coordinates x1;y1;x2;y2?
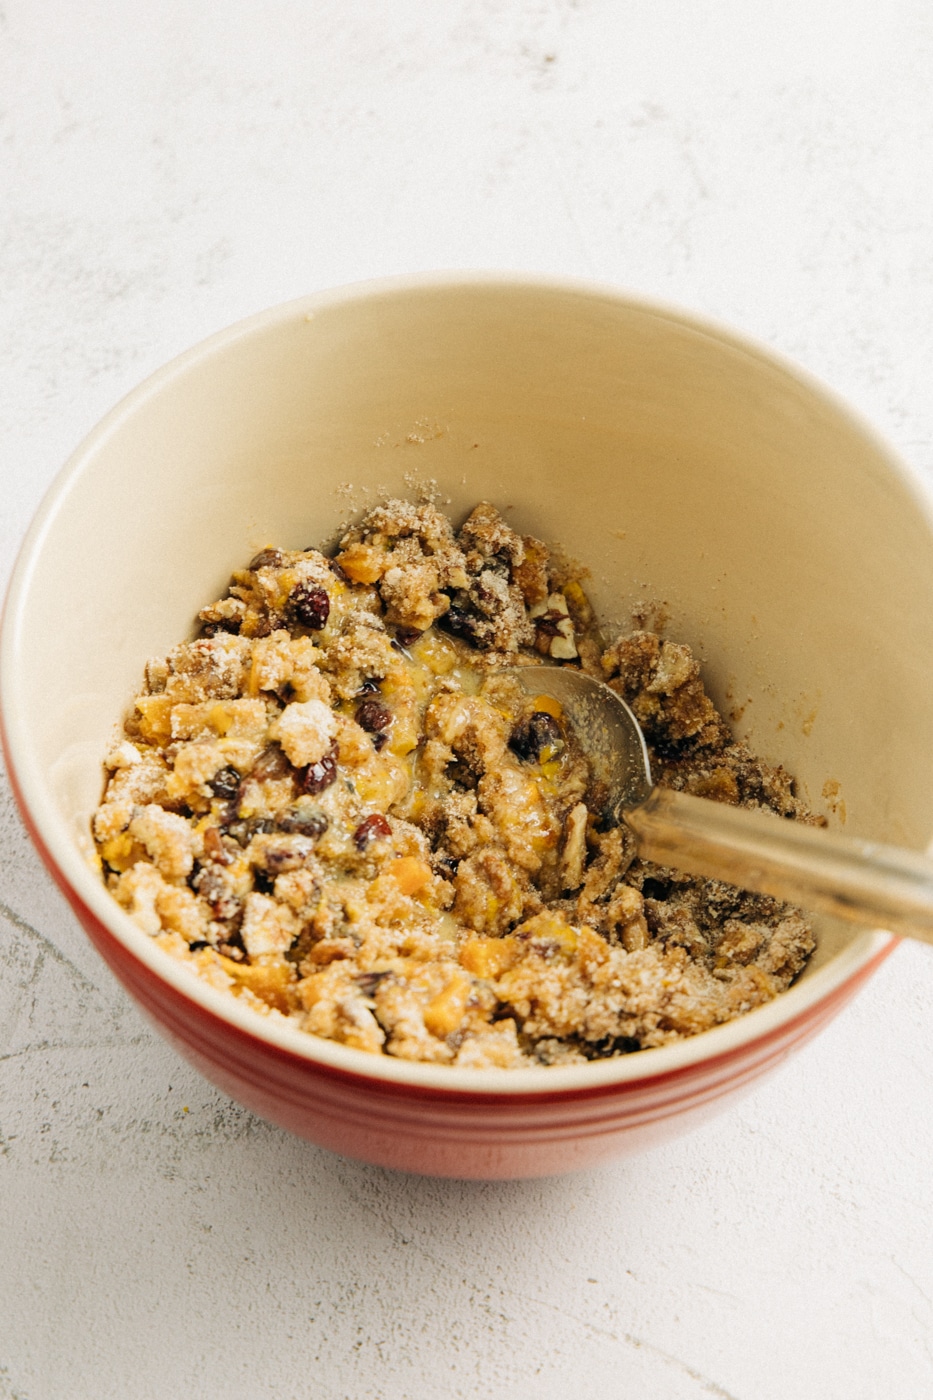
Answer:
93;500;816;1068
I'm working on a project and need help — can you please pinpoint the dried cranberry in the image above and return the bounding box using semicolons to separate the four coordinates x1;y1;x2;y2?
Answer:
299;744;339;795
289;582;330;630
209;765;241;801
355;698;392;733
249;548;286;571
353;813;392;848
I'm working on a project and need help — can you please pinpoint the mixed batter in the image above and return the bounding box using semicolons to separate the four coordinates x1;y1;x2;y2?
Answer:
93;501;816;1067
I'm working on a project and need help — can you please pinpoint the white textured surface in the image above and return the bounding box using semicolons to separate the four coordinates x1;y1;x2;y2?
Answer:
3;3;933;1396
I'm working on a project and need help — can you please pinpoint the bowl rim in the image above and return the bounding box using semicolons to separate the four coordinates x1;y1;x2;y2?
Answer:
1;269;922;1098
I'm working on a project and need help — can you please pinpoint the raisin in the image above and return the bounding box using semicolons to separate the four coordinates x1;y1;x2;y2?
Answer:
249;548;286;570
298;743;339;795
188;940;211;952
253;868;275;894
276;806;329;837
250;743;291;783
372;732;388;752
353;813;392;848
509;711;564;763
395;626;421;647
440;605;481;646
209;765;241;801
357;678;380;696
329;558;349;582
434;854;460;879
355;698;392;734
289;582;330;630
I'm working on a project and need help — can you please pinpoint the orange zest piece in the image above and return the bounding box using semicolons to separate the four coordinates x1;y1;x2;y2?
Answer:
217;955;296;1013
423;971;471;1038
531;693;562;719
387;856;432;896
335;543;384;584
459;935;521;979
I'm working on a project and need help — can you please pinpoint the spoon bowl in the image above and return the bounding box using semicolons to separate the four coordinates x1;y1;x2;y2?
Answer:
511;665;933;945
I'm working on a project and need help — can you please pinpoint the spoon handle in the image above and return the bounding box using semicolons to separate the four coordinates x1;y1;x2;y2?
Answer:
625;786;933;943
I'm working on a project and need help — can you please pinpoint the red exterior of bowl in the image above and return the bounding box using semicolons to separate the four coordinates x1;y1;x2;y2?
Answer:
73;881;896;1179
9;755;893;1179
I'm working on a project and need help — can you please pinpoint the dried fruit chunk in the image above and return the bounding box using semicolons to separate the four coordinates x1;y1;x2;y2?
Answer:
355;698;392;734
509;711;564;764
289;582;331;630
353;814;393;849
208;765;241;801
298;744;339;794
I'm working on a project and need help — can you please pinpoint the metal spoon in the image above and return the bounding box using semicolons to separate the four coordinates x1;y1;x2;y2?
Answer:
509;665;933;943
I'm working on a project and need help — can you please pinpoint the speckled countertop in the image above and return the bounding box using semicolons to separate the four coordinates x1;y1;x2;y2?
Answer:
3;4;933;1397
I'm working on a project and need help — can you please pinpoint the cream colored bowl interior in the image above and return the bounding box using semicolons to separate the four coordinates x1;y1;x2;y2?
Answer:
8;276;933;1024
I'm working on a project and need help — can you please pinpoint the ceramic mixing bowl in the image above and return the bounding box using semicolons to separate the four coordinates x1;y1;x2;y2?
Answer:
4;274;932;1178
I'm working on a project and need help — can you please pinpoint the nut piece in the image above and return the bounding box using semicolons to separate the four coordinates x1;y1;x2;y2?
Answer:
530;593;578;660
560;802;589;891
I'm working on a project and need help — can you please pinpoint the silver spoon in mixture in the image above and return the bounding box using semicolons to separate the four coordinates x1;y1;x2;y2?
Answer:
509;665;933;942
